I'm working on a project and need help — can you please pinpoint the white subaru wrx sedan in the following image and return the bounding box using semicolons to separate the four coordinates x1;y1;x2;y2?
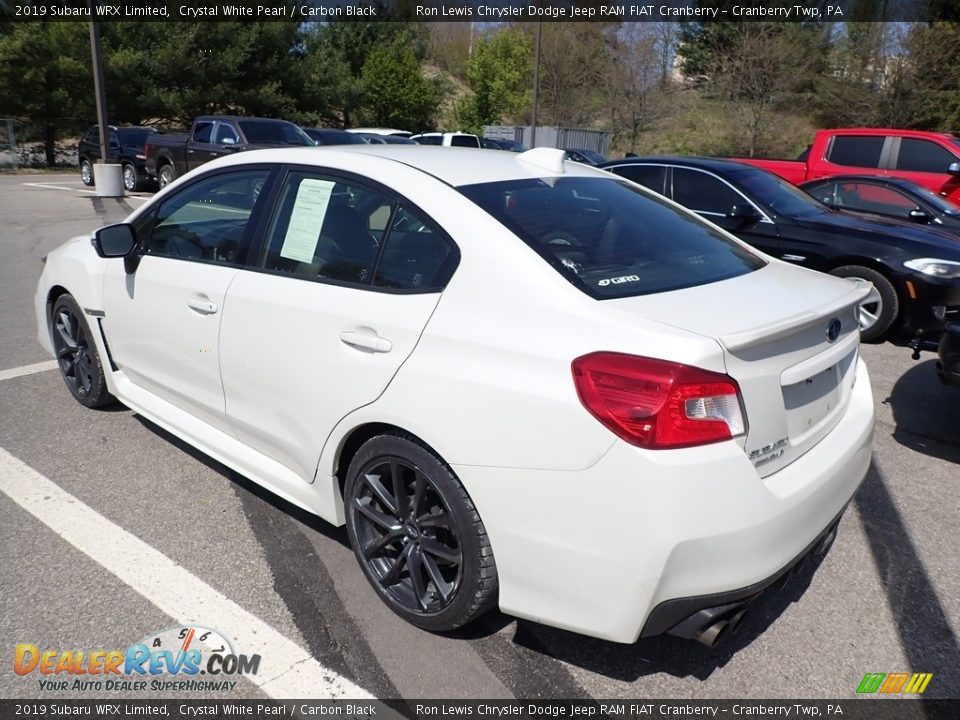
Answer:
35;147;874;645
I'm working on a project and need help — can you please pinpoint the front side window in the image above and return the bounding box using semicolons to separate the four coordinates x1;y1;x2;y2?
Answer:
896;138;958;174
459;176;765;299
672;168;743;215
141;170;268;264
827;136;885;169
836;182;917;218
214;123;239;145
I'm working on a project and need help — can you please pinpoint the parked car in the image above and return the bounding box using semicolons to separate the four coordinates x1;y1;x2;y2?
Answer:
346;127;412;138
563;148;607;165
78;125;156;192
800;175;960;235
303;128;368;146
481;138;528;152
144;116;314;188
353;133;417;145
600;156;960;343
729;128;960;204
411;132;481;148
36;146;874;646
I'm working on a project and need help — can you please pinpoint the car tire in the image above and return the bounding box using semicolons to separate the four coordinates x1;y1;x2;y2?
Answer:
157;163;175;189
50;294;114;408
80;160;94;187
122;162;140;193
344;433;498;632
829;265;898;343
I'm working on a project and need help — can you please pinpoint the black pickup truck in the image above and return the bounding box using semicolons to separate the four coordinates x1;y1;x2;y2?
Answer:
144;116;315;188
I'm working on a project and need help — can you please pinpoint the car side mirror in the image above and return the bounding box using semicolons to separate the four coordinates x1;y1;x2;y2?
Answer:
948;162;960;176
221;137;237;147
908;208;932;223
93;223;136;258
726;204;761;225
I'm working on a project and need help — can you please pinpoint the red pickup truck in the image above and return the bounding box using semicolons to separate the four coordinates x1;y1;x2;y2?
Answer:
733;128;960;204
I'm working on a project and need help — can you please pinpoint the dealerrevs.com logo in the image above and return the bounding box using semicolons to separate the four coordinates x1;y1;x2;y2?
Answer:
14;625;260;692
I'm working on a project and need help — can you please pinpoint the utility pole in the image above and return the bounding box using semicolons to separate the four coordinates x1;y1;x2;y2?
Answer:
88;16;109;165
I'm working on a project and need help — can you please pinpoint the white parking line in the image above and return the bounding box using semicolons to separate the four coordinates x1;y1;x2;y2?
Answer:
0;360;58;383
0;446;373;700
22;182;98;194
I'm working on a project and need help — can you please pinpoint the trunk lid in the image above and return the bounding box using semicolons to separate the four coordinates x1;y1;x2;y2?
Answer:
605;262;871;476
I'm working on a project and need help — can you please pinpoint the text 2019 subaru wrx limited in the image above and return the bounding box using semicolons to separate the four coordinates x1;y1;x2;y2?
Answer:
35;147;874;645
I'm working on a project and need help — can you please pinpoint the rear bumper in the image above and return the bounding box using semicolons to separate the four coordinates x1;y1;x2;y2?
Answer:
456;359;874;643
937;319;960;386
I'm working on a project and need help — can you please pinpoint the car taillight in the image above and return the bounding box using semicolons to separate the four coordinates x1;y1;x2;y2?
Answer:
572;352;746;449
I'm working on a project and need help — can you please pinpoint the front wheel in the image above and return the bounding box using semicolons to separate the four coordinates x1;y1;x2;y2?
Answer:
344;434;498;632
157;164;175;189
829;265;899;343
51;294;114;408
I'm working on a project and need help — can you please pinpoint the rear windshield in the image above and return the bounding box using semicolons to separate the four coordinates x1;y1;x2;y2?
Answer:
451;135;480;148
238;121;314;146
459;177;765;299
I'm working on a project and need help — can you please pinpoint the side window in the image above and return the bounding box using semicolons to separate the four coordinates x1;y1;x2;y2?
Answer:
214;123;239;145
843;183;916;218
141;170;268;264
807;182;839;206
416;135;441;146
896;139;958;173
827;136;885;168
83;128;99;145
261;172;388;284
672;168;742;215
611;165;666;194
374;207;456;291
193;122;214;144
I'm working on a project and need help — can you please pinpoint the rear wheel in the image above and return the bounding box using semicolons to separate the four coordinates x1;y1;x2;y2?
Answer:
157;163;175;189
344;434;498;632
829;265;898;343
80;160;94;186
51;294;114;408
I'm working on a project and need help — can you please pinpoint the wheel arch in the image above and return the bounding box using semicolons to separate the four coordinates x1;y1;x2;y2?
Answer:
826;256;904;303
331;422;442;498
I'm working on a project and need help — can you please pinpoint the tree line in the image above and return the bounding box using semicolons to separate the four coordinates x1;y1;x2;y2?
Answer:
1;13;959;166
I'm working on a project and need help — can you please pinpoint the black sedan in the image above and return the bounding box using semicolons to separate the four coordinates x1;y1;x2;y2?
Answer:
801;175;960;236
600;157;960;343
302;128;367;146
78;125;155;192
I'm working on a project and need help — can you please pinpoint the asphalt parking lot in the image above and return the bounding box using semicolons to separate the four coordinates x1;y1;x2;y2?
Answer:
1;173;958;701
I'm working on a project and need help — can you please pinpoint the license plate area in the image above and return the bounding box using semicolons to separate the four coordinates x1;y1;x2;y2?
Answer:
782;365;841;443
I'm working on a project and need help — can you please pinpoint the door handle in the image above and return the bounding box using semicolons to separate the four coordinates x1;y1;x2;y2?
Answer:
187;295;218;315
340;330;392;353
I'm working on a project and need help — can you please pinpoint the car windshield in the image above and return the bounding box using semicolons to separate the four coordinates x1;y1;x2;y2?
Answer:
459;176;765;299
734;168;828;218
913;184;960;215
238;121;314;146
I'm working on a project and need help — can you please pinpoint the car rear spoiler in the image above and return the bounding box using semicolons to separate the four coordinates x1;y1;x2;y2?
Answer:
720;279;873;352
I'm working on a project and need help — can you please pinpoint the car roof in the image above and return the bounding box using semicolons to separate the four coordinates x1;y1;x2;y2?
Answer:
212;145;609;187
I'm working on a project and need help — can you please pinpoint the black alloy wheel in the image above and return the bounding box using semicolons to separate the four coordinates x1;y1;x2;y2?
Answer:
345;435;497;631
51;294;113;408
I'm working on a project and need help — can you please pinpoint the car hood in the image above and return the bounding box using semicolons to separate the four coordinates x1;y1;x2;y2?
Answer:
793;209;960;258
